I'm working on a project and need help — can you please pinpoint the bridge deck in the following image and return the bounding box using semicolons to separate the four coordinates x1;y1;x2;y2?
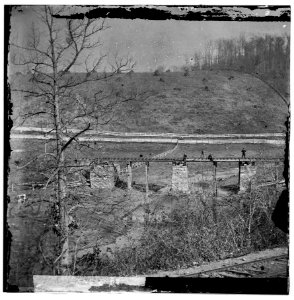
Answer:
81;157;283;163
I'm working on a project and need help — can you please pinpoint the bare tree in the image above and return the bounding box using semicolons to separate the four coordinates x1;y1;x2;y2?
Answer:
10;5;140;274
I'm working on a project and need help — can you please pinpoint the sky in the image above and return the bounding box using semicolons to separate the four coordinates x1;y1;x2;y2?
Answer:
9;5;290;73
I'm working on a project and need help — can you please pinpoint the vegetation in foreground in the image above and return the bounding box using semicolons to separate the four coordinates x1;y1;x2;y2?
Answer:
75;187;287;276
7;160;287;286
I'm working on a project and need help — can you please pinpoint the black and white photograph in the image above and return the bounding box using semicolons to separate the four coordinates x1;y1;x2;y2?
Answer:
3;2;290;294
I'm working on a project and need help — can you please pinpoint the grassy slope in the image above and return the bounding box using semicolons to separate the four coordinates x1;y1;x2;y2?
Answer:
11;70;288;134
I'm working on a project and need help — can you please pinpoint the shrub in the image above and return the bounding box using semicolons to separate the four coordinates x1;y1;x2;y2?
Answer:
153;69;160;76
77;189;287;276
153;66;164;76
183;68;190;77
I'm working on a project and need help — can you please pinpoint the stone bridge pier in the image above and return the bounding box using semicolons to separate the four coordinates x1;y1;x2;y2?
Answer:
90;163;120;189
238;162;257;193
171;163;189;193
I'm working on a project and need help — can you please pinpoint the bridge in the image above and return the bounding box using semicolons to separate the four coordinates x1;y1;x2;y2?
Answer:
11;155;284;199
84;157;283;163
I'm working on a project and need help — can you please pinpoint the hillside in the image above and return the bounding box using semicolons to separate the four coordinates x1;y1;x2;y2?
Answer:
10;70;289;134
8;70;288;289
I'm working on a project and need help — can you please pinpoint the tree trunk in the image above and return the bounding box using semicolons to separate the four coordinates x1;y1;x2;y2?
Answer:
59;158;71;272
53;86;71;273
56;107;71;272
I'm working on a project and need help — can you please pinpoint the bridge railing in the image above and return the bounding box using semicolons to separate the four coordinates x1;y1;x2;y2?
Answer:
86;157;284;163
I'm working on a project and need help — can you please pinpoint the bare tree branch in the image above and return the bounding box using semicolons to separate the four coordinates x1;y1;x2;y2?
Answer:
60;123;91;153
16;153;56;170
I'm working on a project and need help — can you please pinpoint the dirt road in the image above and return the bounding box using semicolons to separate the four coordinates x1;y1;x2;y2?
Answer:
11;127;285;145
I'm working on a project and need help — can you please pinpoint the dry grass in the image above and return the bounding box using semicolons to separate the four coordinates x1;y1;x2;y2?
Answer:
75;186;287;276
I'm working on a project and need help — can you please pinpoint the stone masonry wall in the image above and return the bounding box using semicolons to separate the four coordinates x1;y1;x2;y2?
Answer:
90;163;116;189
171;164;189;193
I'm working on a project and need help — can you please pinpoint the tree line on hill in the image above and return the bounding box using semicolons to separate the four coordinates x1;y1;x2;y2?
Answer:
191;35;289;77
185;34;290;98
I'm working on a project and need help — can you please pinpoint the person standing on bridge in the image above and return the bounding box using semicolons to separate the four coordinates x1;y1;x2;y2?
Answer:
241;148;246;159
182;153;187;166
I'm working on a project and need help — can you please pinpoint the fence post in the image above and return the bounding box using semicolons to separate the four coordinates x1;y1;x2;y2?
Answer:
144;161;150;223
213;161;218;222
213;161;217;197
127;162;132;190
275;161;279;197
145;161;149;199
238;160;241;191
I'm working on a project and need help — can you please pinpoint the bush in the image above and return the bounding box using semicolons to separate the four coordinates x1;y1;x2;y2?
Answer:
153;66;164;76
77;189;287;276
183;68;190;77
153;69;160;76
